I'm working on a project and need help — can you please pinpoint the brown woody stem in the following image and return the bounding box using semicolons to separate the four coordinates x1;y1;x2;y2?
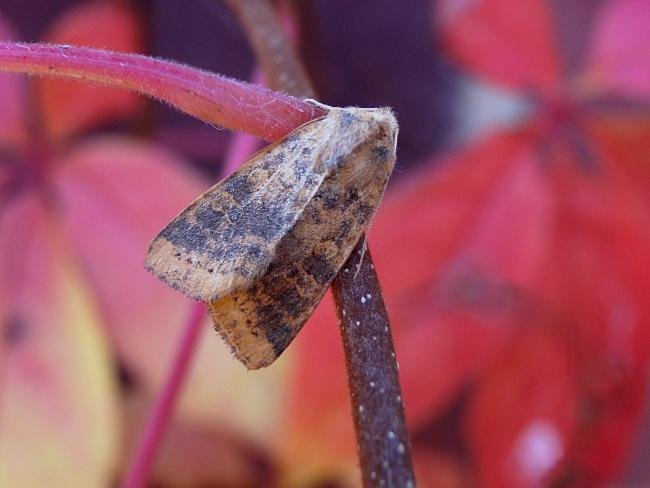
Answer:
332;244;416;487
226;1;416;486
224;0;313;99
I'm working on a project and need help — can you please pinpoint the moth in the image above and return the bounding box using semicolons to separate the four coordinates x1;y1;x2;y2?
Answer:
145;104;398;369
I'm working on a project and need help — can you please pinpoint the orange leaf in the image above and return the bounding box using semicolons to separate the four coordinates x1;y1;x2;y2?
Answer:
0;194;118;486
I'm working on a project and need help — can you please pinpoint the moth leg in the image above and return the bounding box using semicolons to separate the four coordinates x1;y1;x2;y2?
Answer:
353;235;368;279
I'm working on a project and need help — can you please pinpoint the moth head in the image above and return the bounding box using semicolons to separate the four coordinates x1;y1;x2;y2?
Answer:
341;106;397;148
327;107;398;182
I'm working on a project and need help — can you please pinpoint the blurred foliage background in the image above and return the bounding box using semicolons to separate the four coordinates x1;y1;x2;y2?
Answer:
0;0;648;486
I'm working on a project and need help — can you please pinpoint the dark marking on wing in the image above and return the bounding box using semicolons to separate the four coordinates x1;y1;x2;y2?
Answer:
266;323;296;357
224;175;254;203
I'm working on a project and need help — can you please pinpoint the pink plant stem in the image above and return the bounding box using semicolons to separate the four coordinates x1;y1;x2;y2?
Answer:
0;42;325;141
221;68;266;176
221;129;260;177
120;302;205;488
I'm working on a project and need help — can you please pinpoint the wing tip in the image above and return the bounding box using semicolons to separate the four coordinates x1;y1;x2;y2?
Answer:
208;297;280;370
144;236;216;301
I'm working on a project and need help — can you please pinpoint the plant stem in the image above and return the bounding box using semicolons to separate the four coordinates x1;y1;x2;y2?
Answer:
332;245;416;487
224;0;313;98
0;42;325;141
121;302;205;488
221;68;265;176
226;1;416;485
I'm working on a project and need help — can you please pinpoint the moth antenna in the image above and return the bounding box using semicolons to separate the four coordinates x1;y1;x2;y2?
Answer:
303;98;335;111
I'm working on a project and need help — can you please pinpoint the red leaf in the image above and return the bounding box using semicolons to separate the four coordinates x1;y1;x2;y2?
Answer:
467;328;577;488
570;364;648;481
38;1;144;143
583;114;650;202
547;139;650;362
412;448;470;488
374;131;556;427
542;142;650;481
437;0;560;92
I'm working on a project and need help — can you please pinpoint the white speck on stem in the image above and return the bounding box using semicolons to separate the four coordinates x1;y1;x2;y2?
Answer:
397;395;401;403
388;431;395;439
373;336;378;341
406;481;414;488
371;472;377;480
361;296;366;304
398;443;405;454
356;320;360;326
384;326;389;332
370;381;375;388
344;268;349;273
366;293;372;299
359;405;364;413
342;309;346;316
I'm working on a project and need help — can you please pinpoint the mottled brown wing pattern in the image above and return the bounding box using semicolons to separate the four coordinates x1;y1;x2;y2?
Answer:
146;106;398;369
145;114;336;301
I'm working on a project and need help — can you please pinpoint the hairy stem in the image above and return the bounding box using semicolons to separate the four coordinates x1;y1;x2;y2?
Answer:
226;1;416;485
0;42;324;141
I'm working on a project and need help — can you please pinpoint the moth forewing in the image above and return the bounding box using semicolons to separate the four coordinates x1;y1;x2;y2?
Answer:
145;110;339;301
145;106;398;369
